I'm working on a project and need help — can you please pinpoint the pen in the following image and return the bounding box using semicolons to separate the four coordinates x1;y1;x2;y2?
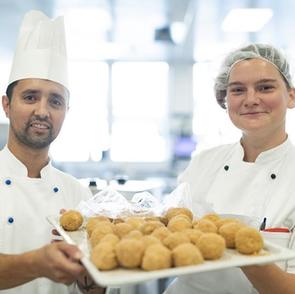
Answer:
260;217;267;230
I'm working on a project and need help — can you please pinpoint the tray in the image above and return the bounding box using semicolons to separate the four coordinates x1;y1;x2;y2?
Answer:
47;215;295;287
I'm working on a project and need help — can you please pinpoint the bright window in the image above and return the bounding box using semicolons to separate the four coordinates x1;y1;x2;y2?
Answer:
111;62;169;162
50;61;109;161
0;58;11;123
193;62;239;153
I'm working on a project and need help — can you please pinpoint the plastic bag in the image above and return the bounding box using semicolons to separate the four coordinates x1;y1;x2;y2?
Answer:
77;182;210;219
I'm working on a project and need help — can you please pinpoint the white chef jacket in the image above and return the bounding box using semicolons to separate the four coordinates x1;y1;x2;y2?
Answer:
165;138;295;294
0;146;92;294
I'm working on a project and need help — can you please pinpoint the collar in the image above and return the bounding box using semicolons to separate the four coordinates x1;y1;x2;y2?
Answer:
236;137;292;163
1;145;52;178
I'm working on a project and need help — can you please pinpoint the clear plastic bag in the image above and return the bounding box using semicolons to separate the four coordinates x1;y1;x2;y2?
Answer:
77;182;197;219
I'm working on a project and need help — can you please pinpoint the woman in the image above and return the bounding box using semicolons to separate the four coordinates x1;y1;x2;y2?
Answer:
165;43;295;294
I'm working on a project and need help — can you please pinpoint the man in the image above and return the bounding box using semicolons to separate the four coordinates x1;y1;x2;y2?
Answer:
0;10;103;293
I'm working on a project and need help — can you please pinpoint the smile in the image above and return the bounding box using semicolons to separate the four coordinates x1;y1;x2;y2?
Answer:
30;123;50;129
240;112;267;115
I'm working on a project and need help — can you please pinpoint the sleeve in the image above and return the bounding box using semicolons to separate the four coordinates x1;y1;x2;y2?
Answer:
286;231;295;273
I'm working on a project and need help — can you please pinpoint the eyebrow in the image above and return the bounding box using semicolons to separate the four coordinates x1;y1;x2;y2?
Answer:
21;89;41;95
227;79;278;87
50;92;65;102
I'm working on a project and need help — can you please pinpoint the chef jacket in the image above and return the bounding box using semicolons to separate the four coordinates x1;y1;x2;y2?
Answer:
165;138;295;294
0;146;92;294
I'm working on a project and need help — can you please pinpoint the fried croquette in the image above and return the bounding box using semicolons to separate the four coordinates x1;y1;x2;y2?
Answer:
139;221;164;235
215;217;240;230
235;227;264;254
91;242;118;270
163;231;190;250
167;215;192;232
194;219;217;233
184;229;203;245
197;233;225;260
115;239;144;268
86;216;111;237
219;222;245;248
90;222;114;248
99;233;120;247
145;216;161;222
126;217;146;229
142;244;172;271
141;235;161;250
201;213;221;224
60;210;83;231
151;226;171;241
165;207;193;222
113;223;134;238
123;230;143;240
172;243;204;267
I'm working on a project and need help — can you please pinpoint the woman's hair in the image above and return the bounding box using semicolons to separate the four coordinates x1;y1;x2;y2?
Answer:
214;43;293;109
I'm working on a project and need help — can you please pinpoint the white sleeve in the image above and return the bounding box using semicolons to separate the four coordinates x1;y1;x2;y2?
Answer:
286;231;295;273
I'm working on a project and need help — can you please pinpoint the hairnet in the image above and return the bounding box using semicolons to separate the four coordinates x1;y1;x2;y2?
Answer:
214;43;293;109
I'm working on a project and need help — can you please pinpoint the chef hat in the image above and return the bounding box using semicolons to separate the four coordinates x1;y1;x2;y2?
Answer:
8;10;69;91
214;43;293;109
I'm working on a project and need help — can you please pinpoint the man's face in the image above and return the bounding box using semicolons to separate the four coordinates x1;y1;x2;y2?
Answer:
2;78;68;149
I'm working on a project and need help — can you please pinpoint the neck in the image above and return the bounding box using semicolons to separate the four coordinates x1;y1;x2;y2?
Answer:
7;140;49;178
241;131;287;162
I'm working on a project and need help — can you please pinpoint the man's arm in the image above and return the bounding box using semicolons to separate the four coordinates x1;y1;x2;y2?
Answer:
0;242;84;289
242;264;295;294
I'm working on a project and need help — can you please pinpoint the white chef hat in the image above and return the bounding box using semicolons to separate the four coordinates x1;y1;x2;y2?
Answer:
8;10;69;91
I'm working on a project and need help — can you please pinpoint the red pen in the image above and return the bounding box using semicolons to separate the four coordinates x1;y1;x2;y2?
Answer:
262;228;290;233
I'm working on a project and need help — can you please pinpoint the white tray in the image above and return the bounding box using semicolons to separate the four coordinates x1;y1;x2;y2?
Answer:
47;215;295;287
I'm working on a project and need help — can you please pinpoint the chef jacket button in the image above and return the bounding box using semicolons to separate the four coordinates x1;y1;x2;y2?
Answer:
271;174;276;180
224;165;229;171
8;217;14;224
53;187;59;193
5;179;12;185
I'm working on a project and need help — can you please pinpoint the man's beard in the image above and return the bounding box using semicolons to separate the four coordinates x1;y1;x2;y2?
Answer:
11;118;55;149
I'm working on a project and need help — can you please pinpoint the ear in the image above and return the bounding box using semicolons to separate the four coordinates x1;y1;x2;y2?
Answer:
2;95;10;118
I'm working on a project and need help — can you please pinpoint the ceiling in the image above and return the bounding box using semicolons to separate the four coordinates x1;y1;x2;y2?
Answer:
1;0;295;63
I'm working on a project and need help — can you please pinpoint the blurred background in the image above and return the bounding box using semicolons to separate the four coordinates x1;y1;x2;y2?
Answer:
1;0;295;195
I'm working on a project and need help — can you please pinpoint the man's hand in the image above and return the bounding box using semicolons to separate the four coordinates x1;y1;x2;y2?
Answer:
33;242;85;285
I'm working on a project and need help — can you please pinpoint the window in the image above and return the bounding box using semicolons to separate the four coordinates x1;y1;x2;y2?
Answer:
193;62;239;153
50;61;109;161
0;58;11;123
111;62;169;161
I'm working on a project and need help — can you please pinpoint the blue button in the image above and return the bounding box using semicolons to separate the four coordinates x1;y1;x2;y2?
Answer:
8;217;14;224
5;179;12;185
53;187;59;193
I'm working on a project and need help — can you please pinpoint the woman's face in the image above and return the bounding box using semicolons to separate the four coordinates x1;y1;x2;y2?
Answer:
226;58;295;138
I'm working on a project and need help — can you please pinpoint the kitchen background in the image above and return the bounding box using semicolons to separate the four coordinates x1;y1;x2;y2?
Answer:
1;0;295;196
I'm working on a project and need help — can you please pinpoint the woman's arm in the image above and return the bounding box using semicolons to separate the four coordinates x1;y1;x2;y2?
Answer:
242;264;295;294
